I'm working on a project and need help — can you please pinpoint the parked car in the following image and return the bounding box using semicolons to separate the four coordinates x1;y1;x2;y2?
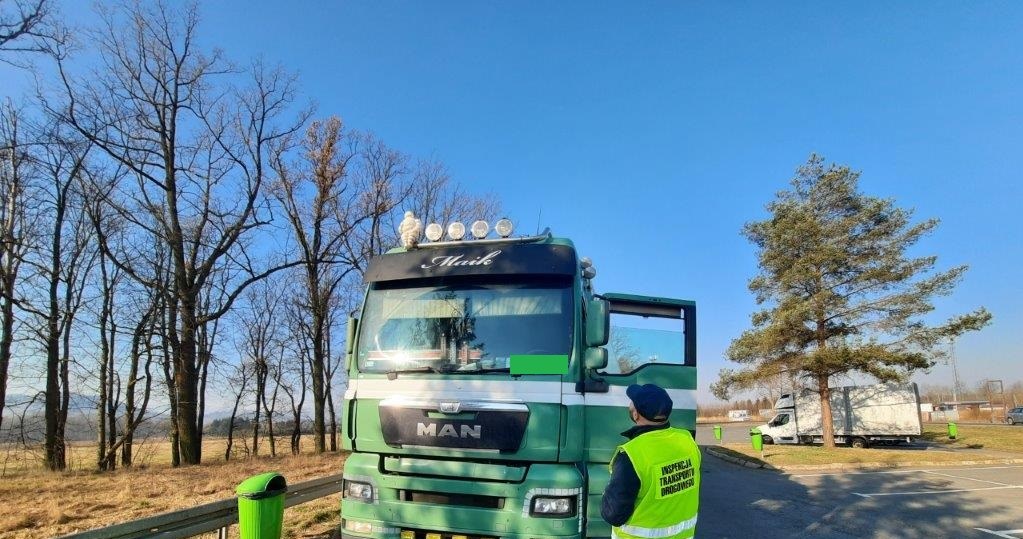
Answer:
1007;407;1023;425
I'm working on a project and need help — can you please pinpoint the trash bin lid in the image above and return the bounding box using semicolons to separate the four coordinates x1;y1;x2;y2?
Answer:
236;472;288;499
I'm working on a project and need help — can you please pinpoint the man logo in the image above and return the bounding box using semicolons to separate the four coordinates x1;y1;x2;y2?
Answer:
438;401;461;414
417;422;482;439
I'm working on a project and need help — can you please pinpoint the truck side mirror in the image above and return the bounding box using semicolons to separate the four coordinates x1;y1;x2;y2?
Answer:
584;347;608;370
346;317;358;356
586;299;609;347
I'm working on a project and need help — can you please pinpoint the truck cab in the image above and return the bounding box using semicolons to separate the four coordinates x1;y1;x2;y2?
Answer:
759;411;797;444
339;221;697;539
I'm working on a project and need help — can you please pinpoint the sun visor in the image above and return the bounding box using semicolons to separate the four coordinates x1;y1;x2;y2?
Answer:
364;243;577;283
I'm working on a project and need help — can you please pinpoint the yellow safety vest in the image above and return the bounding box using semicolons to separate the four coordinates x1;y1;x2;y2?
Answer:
608;428;701;539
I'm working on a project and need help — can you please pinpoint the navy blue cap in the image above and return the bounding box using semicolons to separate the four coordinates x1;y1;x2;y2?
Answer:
626;383;673;422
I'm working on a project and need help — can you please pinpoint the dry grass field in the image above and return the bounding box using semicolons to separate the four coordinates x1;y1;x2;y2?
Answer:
0;436;346;539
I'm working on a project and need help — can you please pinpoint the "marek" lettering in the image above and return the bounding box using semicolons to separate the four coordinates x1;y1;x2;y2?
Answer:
420;250;502;270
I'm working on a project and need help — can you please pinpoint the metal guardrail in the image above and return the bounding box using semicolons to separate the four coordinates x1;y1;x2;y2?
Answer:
57;473;344;539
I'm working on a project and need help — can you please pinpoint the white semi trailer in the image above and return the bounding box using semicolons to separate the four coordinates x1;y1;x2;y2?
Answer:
757;383;922;448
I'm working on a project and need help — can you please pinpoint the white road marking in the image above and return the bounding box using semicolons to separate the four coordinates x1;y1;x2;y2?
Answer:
793;469;919;478
853;485;1023;498
791;465;1023;478
921;469;1011;486
974;528;1023;538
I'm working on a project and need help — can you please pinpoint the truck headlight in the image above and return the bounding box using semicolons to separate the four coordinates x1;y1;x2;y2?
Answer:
343;479;373;500
531;496;575;516
343;519;373;533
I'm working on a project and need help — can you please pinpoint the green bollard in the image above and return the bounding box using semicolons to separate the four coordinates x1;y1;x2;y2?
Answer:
237;472;288;539
750;428;763;452
948;422;958;440
713;425;722;441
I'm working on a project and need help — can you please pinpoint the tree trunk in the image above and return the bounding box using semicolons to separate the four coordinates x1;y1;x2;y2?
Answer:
58;304;73;470
106;345;118;471
196;317;216;460
310;305;326;453
225;370;246;461
121;322;140;468
0;104;27;439
326;378;337;452
175;320;200;465
162;302;180;467
44;197;65;471
98;255;118;471
96;257;110;470
252;364;262;456
44;329;63;470
263;366;279;457
818;374;835;448
0;288;12;436
163;356;180;466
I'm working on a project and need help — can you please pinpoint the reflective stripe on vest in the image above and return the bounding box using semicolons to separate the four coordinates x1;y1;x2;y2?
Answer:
609;428;700;539
614;515;699;538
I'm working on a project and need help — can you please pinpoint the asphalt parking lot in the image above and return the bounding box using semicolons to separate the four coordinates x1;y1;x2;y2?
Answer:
698;437;1023;538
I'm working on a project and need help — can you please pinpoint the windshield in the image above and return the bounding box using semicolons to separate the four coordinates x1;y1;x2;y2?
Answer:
357;279;573;374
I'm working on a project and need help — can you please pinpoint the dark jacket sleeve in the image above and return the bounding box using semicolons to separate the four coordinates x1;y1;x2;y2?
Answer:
601;452;641;526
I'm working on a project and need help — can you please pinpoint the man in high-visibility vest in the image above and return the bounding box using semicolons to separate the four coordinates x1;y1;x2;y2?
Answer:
601;383;701;539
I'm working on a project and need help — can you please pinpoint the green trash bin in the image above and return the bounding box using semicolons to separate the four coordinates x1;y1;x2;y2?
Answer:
948;422;958;440
713;425;722;441
750;428;763;452
237;472;287;539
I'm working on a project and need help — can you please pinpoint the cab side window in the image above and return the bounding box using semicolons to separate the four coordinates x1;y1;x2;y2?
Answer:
601;314;684;375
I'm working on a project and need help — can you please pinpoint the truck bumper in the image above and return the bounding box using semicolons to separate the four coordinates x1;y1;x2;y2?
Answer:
341;452;585;539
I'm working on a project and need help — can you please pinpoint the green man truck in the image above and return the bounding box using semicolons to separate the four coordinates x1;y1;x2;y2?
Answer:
340;217;697;539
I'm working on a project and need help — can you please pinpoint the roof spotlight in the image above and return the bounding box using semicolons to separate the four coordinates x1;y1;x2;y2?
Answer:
447;221;466;241
424;223;443;242
494;218;514;238
580;257;593;268
471;220;489;239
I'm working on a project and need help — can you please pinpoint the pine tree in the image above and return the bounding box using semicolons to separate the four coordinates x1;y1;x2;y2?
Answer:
713;155;991;447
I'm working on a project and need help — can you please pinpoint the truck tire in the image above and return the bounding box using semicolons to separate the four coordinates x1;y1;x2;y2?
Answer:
799;435;813;445
761;435;774;445
849;437;868;449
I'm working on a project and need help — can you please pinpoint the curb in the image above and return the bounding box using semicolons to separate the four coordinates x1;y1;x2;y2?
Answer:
704;447;776;470
703;446;1023;472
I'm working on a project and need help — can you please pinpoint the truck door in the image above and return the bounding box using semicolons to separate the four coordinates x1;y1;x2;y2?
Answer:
767;411;798;444
582;293;696;537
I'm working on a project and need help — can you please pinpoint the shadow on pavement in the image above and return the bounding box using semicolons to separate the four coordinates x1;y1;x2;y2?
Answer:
699;445;1020;538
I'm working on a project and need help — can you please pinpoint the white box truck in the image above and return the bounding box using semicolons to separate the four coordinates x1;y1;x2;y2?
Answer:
757;383;922;448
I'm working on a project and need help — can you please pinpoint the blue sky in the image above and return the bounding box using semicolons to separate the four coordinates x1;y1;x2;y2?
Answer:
9;2;1023;402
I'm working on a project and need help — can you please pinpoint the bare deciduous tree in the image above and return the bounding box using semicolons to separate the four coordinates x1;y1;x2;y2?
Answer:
0;0;52;61
53;2;305;464
271;116;362;453
0;100;34;436
223;360;249;462
17;118;95;470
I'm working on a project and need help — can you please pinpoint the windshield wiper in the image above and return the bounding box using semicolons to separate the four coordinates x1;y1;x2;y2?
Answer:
385;366;439;379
